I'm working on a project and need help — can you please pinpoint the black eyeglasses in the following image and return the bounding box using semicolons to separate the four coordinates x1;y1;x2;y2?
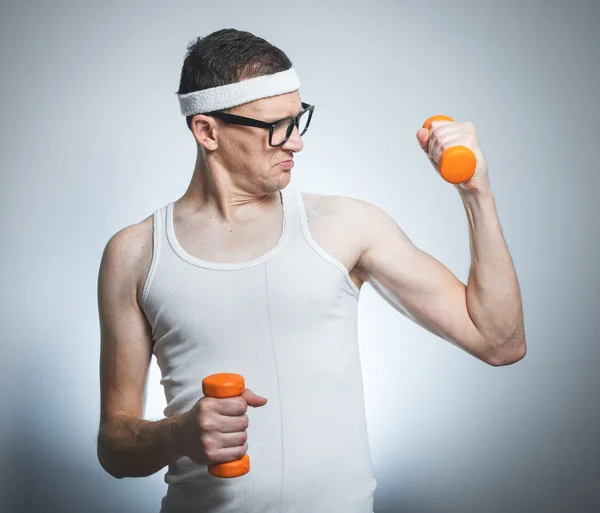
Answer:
201;102;315;147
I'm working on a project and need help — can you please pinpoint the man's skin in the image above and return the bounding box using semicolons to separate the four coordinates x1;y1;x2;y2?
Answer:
97;89;526;479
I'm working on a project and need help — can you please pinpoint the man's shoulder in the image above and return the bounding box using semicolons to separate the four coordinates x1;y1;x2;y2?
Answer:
299;190;380;222
105;215;154;257
100;214;155;284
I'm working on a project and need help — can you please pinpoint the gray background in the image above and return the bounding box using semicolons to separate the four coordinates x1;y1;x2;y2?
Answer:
1;0;598;512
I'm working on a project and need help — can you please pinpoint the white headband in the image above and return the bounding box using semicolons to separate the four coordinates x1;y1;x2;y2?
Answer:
177;67;301;116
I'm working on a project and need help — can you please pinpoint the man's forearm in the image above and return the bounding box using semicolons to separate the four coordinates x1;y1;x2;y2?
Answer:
97;414;184;479
460;185;526;359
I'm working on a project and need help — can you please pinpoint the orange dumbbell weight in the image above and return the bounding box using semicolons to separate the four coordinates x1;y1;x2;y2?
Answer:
202;373;250;478
422;115;477;184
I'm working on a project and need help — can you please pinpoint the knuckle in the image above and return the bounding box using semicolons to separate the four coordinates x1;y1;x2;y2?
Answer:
201;431;215;448
200;432;214;449
442;137;458;150
242;415;249;429
198;417;216;432
205;449;218;462
198;397;212;413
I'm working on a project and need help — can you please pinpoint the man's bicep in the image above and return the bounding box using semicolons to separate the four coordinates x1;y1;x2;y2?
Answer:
357;203;492;362
98;227;153;425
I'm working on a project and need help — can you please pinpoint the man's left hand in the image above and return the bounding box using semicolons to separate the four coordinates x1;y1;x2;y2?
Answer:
416;120;490;191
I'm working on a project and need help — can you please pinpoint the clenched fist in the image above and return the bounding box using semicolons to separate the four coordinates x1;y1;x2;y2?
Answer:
417;120;490;191
175;388;268;467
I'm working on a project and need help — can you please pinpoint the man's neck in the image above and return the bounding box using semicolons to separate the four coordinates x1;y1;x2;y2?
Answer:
177;151;278;225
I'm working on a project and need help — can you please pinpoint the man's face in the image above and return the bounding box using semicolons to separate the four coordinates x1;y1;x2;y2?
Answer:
213;91;305;193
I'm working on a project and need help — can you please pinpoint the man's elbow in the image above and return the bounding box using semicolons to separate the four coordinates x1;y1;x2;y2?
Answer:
486;338;527;367
97;444;126;479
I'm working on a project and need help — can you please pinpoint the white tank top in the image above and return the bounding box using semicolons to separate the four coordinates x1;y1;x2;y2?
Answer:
142;184;377;513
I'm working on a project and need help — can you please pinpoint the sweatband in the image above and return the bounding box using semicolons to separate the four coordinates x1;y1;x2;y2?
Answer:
177;67;301;116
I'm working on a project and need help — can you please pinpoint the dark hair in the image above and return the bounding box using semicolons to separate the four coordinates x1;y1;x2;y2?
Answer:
177;29;293;129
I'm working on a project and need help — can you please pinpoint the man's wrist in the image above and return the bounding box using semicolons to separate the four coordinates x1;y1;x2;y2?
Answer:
166;414;187;461
458;180;494;202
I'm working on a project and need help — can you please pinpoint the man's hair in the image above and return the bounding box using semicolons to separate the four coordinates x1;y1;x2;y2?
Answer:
177;29;293;129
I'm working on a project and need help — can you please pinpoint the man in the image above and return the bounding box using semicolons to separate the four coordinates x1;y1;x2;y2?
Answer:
97;28;526;513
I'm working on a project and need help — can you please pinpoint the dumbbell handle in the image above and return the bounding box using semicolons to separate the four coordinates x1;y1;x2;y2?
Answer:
422;115;477;184
202;373;250;478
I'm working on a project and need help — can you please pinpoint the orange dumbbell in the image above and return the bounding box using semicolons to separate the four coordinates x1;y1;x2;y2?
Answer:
422;115;477;184
202;373;250;478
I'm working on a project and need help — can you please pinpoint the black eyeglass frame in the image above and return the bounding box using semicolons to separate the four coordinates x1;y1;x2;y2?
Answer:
197;102;315;147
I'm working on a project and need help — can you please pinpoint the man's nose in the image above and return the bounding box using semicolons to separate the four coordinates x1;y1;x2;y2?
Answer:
282;125;303;152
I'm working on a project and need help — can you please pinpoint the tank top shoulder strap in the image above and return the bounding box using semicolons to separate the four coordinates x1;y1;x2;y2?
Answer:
141;204;169;311
286;185;360;298
281;184;301;236
284;184;314;246
286;184;316;246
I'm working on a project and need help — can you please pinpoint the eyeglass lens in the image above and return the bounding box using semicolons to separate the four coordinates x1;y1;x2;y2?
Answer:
271;109;311;146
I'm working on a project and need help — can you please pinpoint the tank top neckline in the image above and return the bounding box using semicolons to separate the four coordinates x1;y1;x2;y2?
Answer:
165;186;292;270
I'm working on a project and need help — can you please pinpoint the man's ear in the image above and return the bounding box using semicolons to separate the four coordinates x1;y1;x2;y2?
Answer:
191;115;218;151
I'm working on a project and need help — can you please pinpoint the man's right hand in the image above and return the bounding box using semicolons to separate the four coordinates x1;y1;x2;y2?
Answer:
176;389;268;466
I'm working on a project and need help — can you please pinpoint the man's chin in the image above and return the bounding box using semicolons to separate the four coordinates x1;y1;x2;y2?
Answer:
255;172;291;194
